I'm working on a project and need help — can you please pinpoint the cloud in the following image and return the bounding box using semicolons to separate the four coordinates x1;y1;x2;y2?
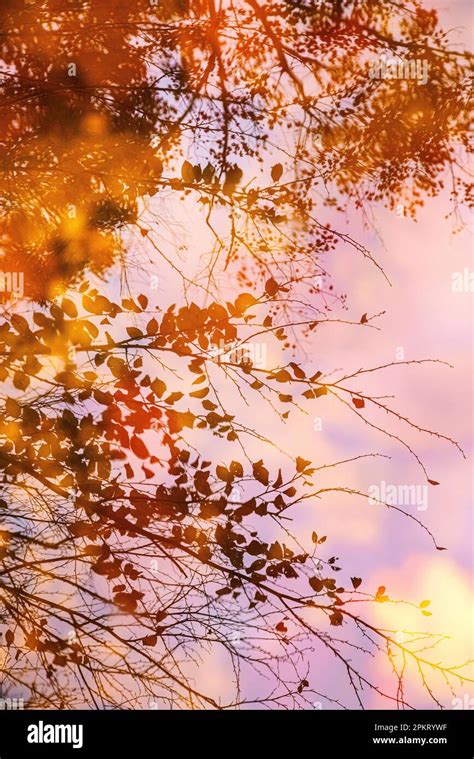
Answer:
366;554;474;708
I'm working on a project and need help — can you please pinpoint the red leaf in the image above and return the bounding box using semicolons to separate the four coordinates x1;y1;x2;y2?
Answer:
329;610;343;626
265;278;279;297
142;635;158;647
271;163;283;181
130;435;149;460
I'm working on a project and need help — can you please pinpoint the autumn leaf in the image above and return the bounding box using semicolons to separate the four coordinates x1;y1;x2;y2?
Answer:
296;456;311;473
309;577;324;593
216;464;232;482
167;410;195;434
5;629;14;647
274;369;291;383
223;165;243;195
234;293;258;314
130;435;149;460
202;163;214;183
127;327;143;339
252;460;269;486
265;277;279;297
181;160;194;182
5;397;21;417
190;386;209;399
142;634;158;647
230;460;244;477
268;542;283;560
150;378;167;398
61;298;78;318
107;357;127;379
13;372;30;391
69;521;96;538
375;586;389;603
146;318;158;335
114;592;143;613
289;362;306;379
271;163;283;181
93;389;112;405
329;610;343;626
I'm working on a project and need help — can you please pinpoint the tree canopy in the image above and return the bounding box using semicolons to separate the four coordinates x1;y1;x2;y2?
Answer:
0;0;471;708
